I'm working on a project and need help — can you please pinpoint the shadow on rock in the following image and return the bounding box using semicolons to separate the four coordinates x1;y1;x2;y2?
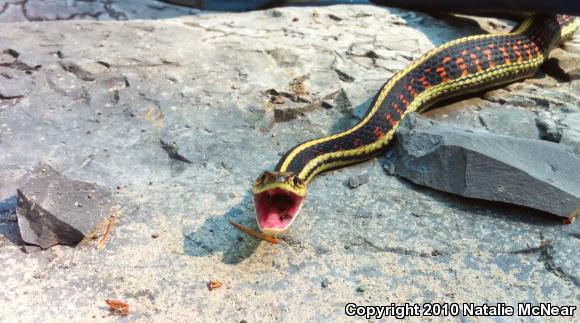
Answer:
183;192;262;264
0;195;24;246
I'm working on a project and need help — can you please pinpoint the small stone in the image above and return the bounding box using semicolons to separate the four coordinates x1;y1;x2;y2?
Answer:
382;160;396;175
321;278;330;288
320;89;351;110
335;68;354;83
478;106;539;139
536;114;562;143
59;59;108;81
348;173;369;188
328;14;342;21
151;233;159;239
271;95;285;104
355;286;365;293
16;163;114;249
269;9;283;18
23;245;42;254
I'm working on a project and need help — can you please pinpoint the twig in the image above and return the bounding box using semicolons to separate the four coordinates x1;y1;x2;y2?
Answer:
97;207;119;249
228;220;279;244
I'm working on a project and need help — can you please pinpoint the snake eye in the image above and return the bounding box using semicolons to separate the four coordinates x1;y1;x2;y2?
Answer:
292;176;301;186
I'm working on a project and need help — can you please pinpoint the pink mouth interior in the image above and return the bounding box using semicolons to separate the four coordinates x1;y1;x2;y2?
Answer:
254;188;304;231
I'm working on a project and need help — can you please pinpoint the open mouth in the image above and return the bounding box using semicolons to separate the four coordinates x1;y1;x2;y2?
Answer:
253;188;305;232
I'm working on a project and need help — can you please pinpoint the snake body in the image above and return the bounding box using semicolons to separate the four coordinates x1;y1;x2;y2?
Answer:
253;14;579;233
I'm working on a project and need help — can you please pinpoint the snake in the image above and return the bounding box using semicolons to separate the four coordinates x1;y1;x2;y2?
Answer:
252;14;579;234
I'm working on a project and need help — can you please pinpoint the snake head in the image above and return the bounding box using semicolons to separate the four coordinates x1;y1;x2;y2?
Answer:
252;171;307;234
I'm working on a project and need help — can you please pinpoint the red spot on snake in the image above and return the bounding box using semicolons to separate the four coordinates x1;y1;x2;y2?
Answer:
418;75;430;88
470;53;483;72
499;47;511;64
399;94;409;107
373;126;385;138
512;45;523;63
523;43;533;59
385;114;397;126
436;66;449;82
392;103;403;116
456;57;468;77
483;49;495;68
407;85;418;98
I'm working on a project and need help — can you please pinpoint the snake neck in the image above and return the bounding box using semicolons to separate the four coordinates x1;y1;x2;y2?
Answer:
274;14;578;184
517;15;579;54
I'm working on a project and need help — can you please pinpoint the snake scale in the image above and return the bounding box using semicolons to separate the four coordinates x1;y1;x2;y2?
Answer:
252;14;579;234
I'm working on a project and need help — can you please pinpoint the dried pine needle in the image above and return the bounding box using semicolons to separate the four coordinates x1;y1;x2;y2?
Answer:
228;220;280;244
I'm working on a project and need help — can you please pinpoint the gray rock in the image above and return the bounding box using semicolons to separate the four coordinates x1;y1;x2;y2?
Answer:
16;164;113;249
59;59;108;81
535;112;562;143
478;105;539;139
348;173;369;188
550;47;580;80
0;0;201;22
390;114;580;220
23;245;42;253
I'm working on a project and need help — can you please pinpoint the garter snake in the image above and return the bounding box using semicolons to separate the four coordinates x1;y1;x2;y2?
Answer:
253;14;579;234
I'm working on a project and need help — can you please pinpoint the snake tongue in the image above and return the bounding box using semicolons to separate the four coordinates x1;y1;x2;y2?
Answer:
254;188;304;232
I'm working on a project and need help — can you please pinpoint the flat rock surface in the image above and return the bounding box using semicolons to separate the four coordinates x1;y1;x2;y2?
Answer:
1;4;579;321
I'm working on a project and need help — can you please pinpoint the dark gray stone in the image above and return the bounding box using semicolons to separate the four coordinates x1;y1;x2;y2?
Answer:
535;113;562;143
348;173;370;188
478;106;539;139
59;59;108;81
16;164;113;249
390;114;580;220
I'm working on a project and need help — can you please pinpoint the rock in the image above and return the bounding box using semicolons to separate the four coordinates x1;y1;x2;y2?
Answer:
59;59;108;81
348;173;370;188
549;48;580;80
390;114;580;220
16;164;113;249
23;245;42;253
0;0;201;22
478;106;539;139
535;112;562;143
382;157;396;175
558;112;580;154
320;89;351;111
